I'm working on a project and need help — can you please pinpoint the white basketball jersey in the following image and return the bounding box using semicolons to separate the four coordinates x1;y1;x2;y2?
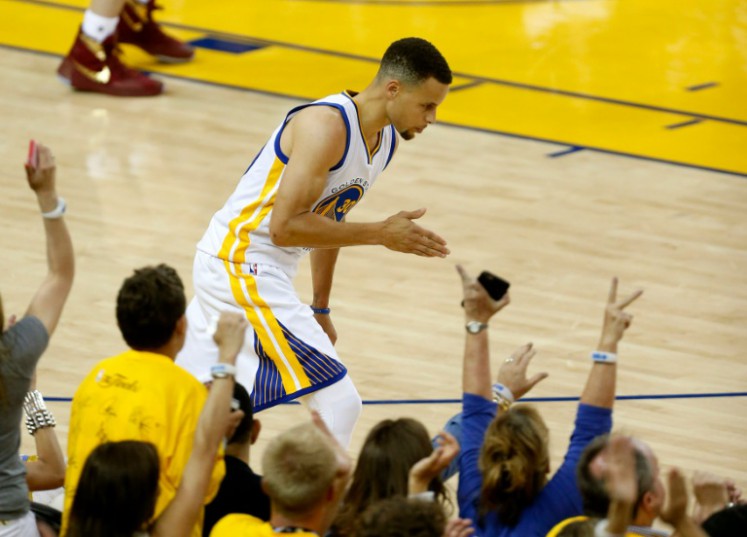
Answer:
197;91;398;277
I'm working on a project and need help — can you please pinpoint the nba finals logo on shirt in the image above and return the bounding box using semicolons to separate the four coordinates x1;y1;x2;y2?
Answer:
314;183;365;222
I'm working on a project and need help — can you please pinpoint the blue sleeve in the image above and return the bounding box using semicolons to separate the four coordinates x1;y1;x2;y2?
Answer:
457;393;497;522
520;404;613;534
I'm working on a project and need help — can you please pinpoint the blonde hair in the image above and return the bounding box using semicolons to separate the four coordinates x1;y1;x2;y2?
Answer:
262;423;338;516
478;404;550;526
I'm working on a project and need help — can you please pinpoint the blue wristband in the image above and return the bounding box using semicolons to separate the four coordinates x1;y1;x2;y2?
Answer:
311;306;331;315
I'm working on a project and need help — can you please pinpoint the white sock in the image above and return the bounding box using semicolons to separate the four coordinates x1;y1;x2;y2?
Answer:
81;10;119;43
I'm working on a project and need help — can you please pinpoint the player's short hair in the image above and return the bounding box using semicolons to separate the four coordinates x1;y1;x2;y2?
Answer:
377;37;452;86
261;423;338;516
116;264;186;350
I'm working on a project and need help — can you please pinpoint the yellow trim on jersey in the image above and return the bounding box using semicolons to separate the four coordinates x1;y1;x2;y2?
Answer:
217;155;311;392
217;156;285;262
224;261;312;391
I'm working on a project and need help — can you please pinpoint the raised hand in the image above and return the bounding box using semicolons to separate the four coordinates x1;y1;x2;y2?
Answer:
605;435;638;504
598;277;643;353
496;343;548;400
381;208;449;258
457;265;510;323
408;431;460;494
660;468;690;526
213;312;248;364
25;143;57;194
443;518;474;537
692;471;731;523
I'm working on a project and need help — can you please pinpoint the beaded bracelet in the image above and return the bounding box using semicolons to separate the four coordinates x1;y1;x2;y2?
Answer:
23;390;56;435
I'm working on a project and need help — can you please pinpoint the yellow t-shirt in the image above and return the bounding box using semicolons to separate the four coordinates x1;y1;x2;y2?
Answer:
546;516;650;537
210;514;318;537
62;350;225;537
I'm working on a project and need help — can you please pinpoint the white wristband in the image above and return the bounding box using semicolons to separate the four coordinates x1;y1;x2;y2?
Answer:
591;351;617;364
210;363;237;379
41;197;66;219
492;382;515;403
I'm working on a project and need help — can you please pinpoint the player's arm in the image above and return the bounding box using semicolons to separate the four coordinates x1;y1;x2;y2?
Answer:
269;108;448;257
310;247;339;344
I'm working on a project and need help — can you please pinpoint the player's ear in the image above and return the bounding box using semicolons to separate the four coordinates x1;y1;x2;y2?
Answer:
385;80;401;99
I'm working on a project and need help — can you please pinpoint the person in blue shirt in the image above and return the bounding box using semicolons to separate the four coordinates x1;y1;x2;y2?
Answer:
455;266;642;537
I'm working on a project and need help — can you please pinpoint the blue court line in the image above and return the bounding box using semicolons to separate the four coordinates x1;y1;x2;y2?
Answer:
11;0;747;130
2;43;746;180
666;118;703;130
687;82;719;92
43;392;747;405
548;146;585;158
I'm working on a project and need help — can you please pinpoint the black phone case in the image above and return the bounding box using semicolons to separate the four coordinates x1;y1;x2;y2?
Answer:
478;271;510;300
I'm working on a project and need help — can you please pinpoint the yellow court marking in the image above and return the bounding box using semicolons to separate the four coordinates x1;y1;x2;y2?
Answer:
1;0;745;175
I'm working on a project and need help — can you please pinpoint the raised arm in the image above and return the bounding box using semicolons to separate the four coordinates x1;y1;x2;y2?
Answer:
24;144;75;336
580;278;642;408
310;247;340;345
269;107;448;257
457;265;510;399
152;312;247;537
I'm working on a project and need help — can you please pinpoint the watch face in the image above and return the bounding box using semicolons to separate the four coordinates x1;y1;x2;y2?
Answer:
466;321;486;334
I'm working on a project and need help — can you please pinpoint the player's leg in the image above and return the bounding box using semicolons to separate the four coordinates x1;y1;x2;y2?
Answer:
302;374;362;449
176;252;261;390
116;0;195;62
57;0;192;96
57;0;162;96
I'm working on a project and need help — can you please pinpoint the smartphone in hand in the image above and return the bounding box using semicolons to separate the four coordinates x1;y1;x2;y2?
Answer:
478;271;510;300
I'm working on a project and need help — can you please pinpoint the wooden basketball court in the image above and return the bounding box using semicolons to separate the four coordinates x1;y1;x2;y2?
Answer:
1;0;745;520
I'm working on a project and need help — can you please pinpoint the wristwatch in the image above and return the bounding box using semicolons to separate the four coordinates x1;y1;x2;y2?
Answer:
465;321;489;334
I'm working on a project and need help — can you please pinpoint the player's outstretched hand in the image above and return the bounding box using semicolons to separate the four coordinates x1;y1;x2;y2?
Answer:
381;208;449;258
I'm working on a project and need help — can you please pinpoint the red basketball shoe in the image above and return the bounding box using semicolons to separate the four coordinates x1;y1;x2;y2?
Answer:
57;30;163;97
117;0;194;63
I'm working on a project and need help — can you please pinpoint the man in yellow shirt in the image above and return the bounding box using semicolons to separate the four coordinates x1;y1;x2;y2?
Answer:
211;414;350;537
62;264;225;537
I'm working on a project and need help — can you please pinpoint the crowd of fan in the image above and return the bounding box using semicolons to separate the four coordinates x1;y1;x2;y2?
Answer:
2;146;744;537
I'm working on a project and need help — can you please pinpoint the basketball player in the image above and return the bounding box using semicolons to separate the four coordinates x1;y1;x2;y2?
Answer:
176;37;452;447
57;0;193;96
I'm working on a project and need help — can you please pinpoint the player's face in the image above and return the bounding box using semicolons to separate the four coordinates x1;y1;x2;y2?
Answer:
387;77;450;141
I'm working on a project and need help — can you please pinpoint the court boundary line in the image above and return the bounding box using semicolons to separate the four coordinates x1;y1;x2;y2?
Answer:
2;43;745;179
10;0;747;129
44;392;747;405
